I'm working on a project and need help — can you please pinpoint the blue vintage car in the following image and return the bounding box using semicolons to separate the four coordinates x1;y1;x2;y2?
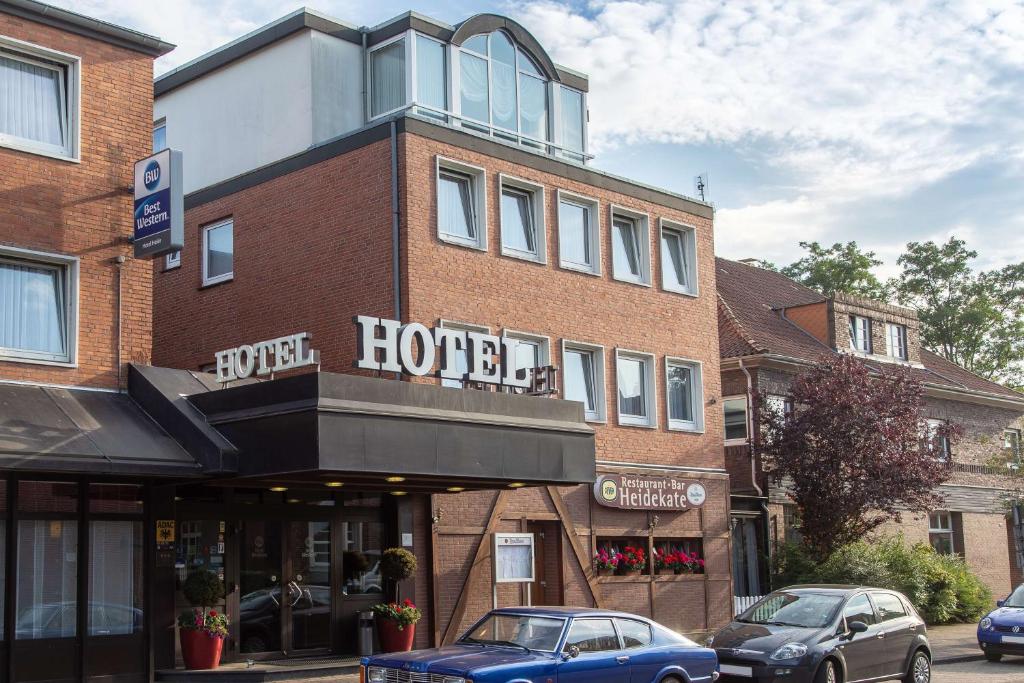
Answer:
361;606;719;683
978;583;1024;661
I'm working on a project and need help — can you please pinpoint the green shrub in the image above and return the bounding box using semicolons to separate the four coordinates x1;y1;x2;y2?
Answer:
773;535;991;625
182;570;225;608
380;547;418;582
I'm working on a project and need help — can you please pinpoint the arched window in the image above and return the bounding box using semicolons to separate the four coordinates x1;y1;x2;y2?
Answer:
458;31;549;144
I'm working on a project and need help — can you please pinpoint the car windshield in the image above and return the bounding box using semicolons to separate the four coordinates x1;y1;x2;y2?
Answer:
1005;585;1024;608
739;592;844;629
461;613;566;652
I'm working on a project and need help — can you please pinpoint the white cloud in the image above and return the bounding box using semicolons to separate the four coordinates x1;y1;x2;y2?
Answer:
715;196;830;265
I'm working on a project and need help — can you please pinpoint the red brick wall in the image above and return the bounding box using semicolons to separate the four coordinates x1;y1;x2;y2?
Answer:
783;302;829;345
0;13;155;389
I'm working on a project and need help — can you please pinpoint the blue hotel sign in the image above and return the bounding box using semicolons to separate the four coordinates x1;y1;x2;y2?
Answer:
133;149;183;258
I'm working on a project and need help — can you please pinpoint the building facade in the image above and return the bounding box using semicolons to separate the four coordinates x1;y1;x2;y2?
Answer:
716;258;1024;602
149;8;731;666
0;2;180;682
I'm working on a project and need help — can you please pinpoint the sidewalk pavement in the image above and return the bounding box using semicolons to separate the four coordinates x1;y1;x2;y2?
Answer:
928;622;982;664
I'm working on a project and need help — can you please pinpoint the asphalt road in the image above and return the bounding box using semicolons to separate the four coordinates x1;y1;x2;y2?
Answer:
934;656;1024;682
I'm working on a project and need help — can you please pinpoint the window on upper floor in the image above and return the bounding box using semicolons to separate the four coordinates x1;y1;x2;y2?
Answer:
0;37;80;160
849;315;871;353
922;418;951;461
202;218;233;286
885;323;907;360
724;396;749;443
499;176;545;263
152;119;167;152
666;357;703;432
436;157;486;250
558;85;585;161
415;34;446;114
562;341;605;422
0;247;78;365
660;220;697;295
611;209;650;286
616;349;655;427
503;330;550;378
1005;429;1022;462
439;320;489;388
557;191;600;275
370;37;406;117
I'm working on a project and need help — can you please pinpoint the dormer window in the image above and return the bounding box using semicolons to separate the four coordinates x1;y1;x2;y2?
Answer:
885;323;908;360
849;315;871;353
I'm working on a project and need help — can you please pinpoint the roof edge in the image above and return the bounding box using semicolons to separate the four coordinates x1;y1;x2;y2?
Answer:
0;0;174;56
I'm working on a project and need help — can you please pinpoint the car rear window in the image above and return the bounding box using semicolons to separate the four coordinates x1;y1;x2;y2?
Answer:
615;618;652;648
871;593;908;621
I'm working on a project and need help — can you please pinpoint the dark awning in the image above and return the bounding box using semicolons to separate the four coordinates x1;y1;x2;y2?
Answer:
181;370;595;490
0;383;201;476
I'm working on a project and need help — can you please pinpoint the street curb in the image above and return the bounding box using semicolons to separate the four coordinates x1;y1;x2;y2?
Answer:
934;653;984;665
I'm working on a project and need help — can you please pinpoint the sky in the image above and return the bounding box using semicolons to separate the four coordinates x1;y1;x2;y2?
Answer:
65;0;1024;277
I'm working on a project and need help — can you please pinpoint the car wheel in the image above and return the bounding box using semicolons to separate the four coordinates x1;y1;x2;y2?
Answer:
985;652;1003;662
902;650;930;683
814;659;840;683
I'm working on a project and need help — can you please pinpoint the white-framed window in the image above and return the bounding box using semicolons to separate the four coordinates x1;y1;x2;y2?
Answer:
438;320;489;388
0;245;78;365
556;190;600;275
610;207;651;286
928;511;956;555
615;349;656;427
369;35;408;118
0;36;80;161
665;357;703;432
659;220;698;295
764;394;795;422
201;218;233;286
885;323;907;360
152;119;167;153
923;418;951;461
499;175;545;263
723;395;749;443
414;33;447;114
561;340;605;422
436;156;486;250
849;315;871;353
1005;429;1022;462
502;329;550;376
164;251;181;271
556;85;586;161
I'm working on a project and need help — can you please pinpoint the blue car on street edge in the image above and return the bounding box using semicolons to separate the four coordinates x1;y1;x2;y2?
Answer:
978;583;1024;661
361;606;719;683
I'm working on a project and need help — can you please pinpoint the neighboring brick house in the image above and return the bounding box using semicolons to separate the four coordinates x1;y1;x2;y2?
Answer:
148;8;729;665
717;257;1024;601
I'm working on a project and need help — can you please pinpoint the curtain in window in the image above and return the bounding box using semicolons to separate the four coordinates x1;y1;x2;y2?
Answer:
661;230;688;288
501;189;534;253
618;358;646;417
439;172;474;239
613;219;641;278
89;521;142;635
460;52;489;123
415;36;446;110
16;520;77;639
0;260;65;357
564;350;595;412
559;201;590;266
491;64;516;131
370;40;406;116
559;87;584;153
519;74;547;141
668;365;693;422
0;54;64;146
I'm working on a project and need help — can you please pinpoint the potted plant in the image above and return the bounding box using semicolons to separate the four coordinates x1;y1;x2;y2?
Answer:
593;548;619;576
618;546;646;576
373;548;420;652
654;548;675;575
177;570;228;670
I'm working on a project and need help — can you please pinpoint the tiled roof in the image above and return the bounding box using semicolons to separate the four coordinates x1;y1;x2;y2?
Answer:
715;257;1024;403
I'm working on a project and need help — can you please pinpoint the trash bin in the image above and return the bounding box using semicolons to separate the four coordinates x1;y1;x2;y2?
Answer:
358;611;375;657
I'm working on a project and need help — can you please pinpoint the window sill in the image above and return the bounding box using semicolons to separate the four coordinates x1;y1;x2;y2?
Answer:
501;247;545;264
438;233;487;252
559;261;601;277
618;418;657;429
584;415;607;425
668;423;704;434
612;273;652;288
201;275;234;289
662;284;699;298
0;138;79;164
724;438;750;446
0;354;76;368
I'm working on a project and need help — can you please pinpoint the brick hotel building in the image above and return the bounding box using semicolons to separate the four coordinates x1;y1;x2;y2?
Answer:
148;7;732;665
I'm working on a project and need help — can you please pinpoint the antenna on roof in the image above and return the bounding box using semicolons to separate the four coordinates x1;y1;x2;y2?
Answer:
695;173;709;202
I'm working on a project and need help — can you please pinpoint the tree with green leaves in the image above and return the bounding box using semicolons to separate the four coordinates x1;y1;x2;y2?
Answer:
891;238;1023;389
780;241;889;299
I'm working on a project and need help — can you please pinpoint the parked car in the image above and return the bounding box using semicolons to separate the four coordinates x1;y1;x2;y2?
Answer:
709;585;930;683
361;606;719;683
978;582;1024;661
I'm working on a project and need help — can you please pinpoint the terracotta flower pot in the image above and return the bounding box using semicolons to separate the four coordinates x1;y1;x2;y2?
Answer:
657;566;675;575
596;567;615;577
180;628;224;670
377;619;416;653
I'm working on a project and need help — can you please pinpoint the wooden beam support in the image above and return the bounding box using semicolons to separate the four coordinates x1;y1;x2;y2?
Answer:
546;486;604;609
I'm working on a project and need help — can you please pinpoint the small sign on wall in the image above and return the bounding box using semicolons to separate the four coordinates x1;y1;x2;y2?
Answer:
133;149;183;258
156;520;175;550
593;474;708;511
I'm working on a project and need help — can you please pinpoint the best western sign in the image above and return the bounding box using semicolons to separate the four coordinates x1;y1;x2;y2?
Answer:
133;149;183;258
354;315;555;392
594;474;707;511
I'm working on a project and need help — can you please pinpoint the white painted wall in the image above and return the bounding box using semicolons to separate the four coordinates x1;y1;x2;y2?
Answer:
156;29;366;194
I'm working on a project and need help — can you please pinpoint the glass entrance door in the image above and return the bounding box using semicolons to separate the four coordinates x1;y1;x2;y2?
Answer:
238;521;331;656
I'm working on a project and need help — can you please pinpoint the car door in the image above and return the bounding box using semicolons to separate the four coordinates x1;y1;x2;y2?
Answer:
557;618;630;683
835;593;883;682
613;618;657;683
870;592;916;678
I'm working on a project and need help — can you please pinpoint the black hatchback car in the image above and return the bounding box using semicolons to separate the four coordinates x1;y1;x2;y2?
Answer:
710;585;931;683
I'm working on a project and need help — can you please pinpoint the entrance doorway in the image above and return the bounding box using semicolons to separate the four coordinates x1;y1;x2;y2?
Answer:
526;521;563;606
238;520;332;656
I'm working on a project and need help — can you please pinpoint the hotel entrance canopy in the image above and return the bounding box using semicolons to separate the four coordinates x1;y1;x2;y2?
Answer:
130;364;595;491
